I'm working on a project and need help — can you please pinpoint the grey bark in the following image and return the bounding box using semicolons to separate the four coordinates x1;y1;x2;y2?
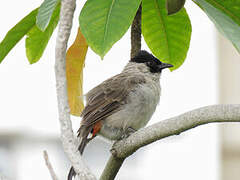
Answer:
100;104;240;179
55;0;96;179
100;156;124;180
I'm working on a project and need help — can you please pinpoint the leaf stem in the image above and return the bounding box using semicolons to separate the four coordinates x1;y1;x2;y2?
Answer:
131;4;142;58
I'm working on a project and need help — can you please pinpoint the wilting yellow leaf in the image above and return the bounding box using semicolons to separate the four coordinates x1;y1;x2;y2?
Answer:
66;28;88;116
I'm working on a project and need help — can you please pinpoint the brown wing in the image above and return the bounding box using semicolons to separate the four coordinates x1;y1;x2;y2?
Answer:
80;73;146;128
76;73;146;155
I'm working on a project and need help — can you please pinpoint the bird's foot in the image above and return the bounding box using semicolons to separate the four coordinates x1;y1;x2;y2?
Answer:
121;127;136;139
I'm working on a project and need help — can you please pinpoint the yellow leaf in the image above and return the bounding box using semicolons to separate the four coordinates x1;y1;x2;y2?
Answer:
66;28;88;116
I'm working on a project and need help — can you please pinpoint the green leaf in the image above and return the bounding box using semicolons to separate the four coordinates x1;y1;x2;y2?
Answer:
167;0;186;15
194;0;240;53
36;0;60;31
79;0;142;58
26;3;60;64
142;0;192;70
0;8;38;63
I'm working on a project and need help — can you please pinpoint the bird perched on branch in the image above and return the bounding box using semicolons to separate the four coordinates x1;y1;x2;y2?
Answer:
68;50;173;180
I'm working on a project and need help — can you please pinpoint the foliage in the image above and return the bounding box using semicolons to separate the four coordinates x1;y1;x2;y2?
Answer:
0;8;38;63
36;0;60;31
79;0;142;58
66;28;88;116
142;0;191;70
194;0;240;53
0;0;60;64
26;2;60;64
0;0;240;114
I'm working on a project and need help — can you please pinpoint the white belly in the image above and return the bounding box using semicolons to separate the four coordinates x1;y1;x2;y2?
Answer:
99;82;160;140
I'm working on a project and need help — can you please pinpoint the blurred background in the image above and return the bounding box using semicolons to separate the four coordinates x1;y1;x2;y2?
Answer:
0;0;239;179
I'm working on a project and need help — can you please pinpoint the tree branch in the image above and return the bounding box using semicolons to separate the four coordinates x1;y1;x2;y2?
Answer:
99;156;124;180
101;104;240;179
55;0;96;179
112;104;240;158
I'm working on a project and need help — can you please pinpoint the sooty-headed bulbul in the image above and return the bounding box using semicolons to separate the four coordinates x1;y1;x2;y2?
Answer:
68;50;173;180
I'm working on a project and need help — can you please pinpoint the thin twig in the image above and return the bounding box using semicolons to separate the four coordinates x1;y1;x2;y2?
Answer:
43;151;59;180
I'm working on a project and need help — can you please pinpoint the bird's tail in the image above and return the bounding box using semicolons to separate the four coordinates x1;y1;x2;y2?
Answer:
67;126;92;180
67;167;76;180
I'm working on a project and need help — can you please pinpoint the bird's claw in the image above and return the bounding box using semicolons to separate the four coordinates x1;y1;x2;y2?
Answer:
121;127;136;139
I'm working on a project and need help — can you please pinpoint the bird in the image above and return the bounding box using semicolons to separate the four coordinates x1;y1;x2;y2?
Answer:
67;50;173;180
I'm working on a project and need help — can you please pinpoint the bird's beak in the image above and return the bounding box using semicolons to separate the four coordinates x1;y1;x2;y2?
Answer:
159;63;173;70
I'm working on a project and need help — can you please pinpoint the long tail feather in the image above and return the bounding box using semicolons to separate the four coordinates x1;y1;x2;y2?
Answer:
67;126;93;180
67;167;75;180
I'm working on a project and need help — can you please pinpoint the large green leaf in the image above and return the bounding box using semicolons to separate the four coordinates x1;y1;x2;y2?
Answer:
142;0;192;70
204;0;240;26
79;0;142;58
36;0;60;31
26;3;60;64
194;0;240;53
0;8;38;63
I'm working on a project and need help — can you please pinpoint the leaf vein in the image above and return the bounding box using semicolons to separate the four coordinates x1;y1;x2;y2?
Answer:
102;0;116;53
207;0;240;26
154;0;170;60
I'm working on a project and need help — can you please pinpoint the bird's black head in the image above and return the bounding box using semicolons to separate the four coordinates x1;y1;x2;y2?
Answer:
131;50;173;73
